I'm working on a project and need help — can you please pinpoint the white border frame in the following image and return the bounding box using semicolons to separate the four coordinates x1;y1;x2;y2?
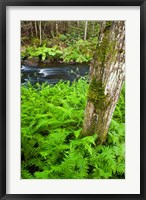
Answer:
6;6;140;194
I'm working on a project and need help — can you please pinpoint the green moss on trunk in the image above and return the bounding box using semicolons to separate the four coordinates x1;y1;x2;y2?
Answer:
96;23;117;65
87;78;108;111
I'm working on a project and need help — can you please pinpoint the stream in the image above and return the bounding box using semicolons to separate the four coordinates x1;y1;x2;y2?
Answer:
21;62;89;85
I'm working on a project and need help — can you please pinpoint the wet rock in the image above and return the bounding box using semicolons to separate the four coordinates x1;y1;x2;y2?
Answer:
41;59;51;64
23;57;39;67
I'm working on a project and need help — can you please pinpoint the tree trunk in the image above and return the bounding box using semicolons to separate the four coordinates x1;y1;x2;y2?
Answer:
50;22;55;38
39;21;42;46
77;21;80;27
84;21;88;40
34;21;38;38
92;21;95;36
43;21;47;36
82;21;125;144
56;22;59;36
30;22;33;37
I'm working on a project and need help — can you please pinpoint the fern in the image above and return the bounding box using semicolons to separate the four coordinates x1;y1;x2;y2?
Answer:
21;79;125;179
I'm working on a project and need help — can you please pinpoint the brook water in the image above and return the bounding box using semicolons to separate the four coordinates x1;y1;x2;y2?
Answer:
21;62;89;85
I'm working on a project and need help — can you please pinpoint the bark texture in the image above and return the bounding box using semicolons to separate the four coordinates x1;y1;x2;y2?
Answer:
84;21;88;40
82;21;125;144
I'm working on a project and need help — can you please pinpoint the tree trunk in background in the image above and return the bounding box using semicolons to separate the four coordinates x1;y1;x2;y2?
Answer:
56;22;59;36
39;21;42;46
77;21;80;27
51;22;55;38
34;21;38;38
30;22;33;37
84;21;88;40
92;21;95;36
43;21;47;36
82;21;125;144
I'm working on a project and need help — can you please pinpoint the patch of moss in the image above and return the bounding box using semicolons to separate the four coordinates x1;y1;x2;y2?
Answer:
87;78;108;111
105;21;113;28
97;22;117;65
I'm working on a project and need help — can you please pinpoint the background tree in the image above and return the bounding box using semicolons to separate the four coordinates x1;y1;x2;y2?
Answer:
84;21;88;40
39;21;42;45
82;21;125;144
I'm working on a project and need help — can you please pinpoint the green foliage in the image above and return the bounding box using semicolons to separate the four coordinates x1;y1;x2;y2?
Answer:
21;45;63;61
59;34;68;41
21;37;97;63
21;21;101;63
113;84;125;123
61;39;97;63
21;80;125;179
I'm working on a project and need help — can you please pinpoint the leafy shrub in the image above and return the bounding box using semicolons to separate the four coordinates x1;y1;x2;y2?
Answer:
113;84;125;123
61;39;97;63
59;34;67;41
21;45;63;61
21;79;125;179
21;38;97;63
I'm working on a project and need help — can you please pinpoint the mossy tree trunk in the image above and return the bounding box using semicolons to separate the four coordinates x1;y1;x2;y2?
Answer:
82;21;125;144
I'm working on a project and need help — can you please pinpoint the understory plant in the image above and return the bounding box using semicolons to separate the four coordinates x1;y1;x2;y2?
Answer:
21;45;63;61
21;79;125;179
21;38;97;63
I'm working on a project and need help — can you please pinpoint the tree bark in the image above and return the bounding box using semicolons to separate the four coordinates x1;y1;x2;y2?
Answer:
82;21;125;144
56;22;59;36
34;21;38;38
92;21;95;36
84;21;88;40
39;21;42;46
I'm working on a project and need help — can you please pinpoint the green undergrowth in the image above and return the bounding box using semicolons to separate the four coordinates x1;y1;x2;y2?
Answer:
21;38;97;63
21;79;125;179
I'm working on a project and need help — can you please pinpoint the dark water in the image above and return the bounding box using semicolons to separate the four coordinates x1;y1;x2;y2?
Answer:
21;62;89;85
